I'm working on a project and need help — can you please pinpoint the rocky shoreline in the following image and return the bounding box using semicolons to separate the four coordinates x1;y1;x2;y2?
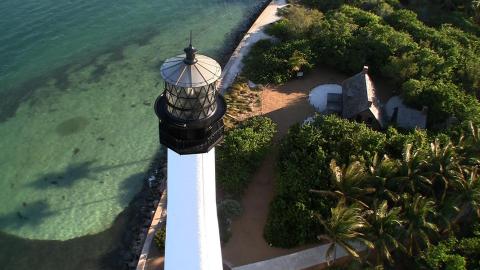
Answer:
117;147;167;270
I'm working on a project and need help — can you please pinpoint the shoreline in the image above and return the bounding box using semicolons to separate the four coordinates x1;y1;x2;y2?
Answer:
219;0;288;93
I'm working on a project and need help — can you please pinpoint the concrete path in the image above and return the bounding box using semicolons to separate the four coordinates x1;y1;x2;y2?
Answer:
137;190;167;270
232;242;365;270
218;0;287;93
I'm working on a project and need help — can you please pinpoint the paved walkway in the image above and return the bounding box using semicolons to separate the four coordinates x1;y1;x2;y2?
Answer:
219;0;287;93
138;191;167;270
232;242;365;270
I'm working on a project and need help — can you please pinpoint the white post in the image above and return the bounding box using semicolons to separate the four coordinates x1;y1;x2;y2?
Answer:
164;148;222;270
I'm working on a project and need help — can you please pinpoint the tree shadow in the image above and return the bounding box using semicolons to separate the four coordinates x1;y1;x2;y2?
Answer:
27;161;98;189
27;159;150;190
117;172;146;206
0;200;54;230
0;170;149;237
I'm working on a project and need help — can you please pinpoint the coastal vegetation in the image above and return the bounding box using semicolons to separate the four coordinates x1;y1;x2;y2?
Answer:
243;0;480;127
217;116;277;197
265;115;480;268
229;0;480;267
216;115;276;243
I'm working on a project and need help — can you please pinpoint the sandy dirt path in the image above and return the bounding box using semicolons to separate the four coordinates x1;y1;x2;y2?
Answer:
221;67;348;267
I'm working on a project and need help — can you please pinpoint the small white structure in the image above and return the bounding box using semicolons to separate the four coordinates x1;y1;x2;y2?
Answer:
385;96;427;129
308;84;342;112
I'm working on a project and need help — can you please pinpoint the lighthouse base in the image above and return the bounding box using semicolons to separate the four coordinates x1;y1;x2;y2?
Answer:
164;148;222;270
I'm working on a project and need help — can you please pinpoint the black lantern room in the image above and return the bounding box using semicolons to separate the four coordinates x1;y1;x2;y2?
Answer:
154;41;226;155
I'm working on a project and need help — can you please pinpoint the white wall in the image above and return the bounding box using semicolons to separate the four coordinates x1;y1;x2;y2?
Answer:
164;148;222;270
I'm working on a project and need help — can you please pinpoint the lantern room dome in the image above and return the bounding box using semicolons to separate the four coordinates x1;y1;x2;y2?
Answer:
160;54;222;88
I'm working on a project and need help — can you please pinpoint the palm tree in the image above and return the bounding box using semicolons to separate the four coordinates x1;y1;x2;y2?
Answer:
316;199;373;264
424;139;458;203
450;165;480;225
366;200;405;268
458;121;480;166
473;0;480;24
311;160;375;208
368;154;401;204
402;194;439;256
395;144;432;196
288;50;310;73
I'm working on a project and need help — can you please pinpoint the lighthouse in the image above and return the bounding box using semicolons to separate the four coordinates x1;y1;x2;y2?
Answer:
154;38;225;270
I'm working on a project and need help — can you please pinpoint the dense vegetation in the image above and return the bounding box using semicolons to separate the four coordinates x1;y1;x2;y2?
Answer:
240;0;480;267
216;116;277;197
264;114;480;269
243;1;480;127
215;116;276;243
264;116;387;247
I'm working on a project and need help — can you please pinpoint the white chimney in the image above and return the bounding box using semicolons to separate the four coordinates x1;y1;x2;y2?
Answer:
363;65;369;74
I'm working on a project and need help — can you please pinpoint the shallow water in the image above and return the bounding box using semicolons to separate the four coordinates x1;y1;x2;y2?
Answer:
0;0;261;269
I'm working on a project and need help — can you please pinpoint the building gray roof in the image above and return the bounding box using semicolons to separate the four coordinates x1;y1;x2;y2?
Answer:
396;107;427;129
385;96;427;129
342;66;383;126
160;54;221;88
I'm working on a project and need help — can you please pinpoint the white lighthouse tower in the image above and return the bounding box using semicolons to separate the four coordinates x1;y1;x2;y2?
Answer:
155;39;225;270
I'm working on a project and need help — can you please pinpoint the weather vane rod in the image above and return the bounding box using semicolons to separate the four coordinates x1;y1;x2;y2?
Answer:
190;30;193;46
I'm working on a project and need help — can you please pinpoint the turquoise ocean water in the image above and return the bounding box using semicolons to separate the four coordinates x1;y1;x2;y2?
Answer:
0;0;261;269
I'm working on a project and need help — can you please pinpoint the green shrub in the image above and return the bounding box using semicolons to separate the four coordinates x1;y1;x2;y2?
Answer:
154;227;166;252
264;196;321;248
310;115;387;165
217;199;243;243
243;39;314;84
419;235;480;270
266;115;383;248
419;238;467;270
300;0;346;12
218;199;243;219
457;237;480;269
217;116;277;197
402;79;480;126
385;126;430;158
277;123;329;199
265;6;323;40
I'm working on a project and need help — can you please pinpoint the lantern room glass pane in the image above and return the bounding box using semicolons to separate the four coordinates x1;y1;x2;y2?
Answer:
164;82;218;121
